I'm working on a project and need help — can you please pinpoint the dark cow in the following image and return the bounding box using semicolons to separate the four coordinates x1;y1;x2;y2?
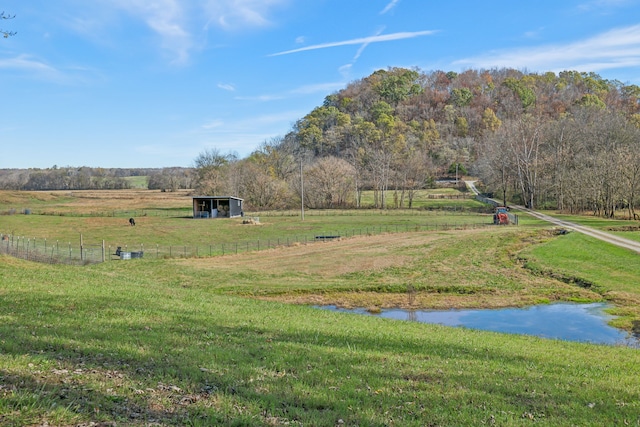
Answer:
129;218;136;226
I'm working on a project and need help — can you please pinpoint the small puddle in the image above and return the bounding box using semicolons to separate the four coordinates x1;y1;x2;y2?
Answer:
316;303;640;347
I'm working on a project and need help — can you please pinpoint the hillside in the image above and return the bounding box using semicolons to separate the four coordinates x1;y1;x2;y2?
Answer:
4;68;640;218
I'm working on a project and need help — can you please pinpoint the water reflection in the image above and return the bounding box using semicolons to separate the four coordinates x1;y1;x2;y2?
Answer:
317;303;640;347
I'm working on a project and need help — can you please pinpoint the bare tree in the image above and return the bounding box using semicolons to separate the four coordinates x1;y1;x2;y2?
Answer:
303;156;356;209
1;12;16;38
193;149;236;195
502;114;545;208
235;160;292;210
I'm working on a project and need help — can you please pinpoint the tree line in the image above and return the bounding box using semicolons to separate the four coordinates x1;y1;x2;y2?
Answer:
4;67;640;218
193;67;640;218
0;167;193;191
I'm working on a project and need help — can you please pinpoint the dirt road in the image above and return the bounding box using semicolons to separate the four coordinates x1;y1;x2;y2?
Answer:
464;180;640;254
511;205;640;254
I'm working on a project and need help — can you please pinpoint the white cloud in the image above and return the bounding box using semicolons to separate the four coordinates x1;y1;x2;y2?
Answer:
247;110;306;126
338;26;386;76
453;24;640;74
353;27;385;62
523;28;544;39
0;54;57;73
289;82;345;95
578;0;634;12
218;83;236;91
380;0;401;15
0;54;98;84
234;94;286;102
203;0;288;30
194;110;304;156
234;81;345;102
62;1;291;64
269;30;438;56
202;119;224;129
111;0;192;65
64;0;193;65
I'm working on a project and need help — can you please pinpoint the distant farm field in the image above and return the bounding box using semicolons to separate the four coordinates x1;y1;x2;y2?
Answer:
2;188;640;426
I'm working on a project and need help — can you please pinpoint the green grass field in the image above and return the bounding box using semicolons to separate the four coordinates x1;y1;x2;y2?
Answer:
123;175;149;189
1;189;640;426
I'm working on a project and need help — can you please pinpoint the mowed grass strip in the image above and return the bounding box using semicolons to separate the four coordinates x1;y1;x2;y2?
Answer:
174;228;602;310
1;254;640;426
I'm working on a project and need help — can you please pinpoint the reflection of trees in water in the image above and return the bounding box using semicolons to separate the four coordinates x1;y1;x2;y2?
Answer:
407;284;416;306
407;310;417;322
633;320;640;338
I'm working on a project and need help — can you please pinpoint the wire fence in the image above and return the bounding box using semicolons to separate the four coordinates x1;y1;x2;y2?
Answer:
105;221;497;260
0;235;105;265
475;195;519;225
1;219;498;265
2;204;494;219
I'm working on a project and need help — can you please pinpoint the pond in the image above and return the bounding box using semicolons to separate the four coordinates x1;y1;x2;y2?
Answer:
316;302;640;348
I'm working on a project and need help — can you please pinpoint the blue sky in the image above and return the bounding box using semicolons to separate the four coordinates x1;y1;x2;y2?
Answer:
1;0;640;169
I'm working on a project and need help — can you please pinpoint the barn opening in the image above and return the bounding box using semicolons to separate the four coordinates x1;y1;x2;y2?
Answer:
192;196;244;218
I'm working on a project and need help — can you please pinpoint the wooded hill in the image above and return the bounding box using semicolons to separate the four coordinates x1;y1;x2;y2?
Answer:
4;67;640;218
262;67;639;218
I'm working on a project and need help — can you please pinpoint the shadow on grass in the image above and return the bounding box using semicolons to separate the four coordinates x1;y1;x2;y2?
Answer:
1;286;640;425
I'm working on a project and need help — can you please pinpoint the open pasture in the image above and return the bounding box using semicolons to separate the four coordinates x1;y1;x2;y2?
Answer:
0;189;493;260
0;189;193;216
2;189;640;425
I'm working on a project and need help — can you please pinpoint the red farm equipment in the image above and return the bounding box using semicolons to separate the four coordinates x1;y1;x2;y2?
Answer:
493;206;510;225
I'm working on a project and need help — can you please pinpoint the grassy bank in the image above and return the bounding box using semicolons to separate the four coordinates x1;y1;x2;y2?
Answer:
519;230;640;330
1;254;640;426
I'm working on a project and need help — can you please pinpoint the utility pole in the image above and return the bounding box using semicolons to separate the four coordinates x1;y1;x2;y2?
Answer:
300;158;305;221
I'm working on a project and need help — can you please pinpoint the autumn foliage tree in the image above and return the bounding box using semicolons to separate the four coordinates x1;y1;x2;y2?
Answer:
189;67;640;217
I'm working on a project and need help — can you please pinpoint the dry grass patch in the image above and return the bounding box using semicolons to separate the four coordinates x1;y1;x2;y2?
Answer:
60;189;193;212
175;228;603;310
0;189;193;214
0;191;61;204
176;231;446;277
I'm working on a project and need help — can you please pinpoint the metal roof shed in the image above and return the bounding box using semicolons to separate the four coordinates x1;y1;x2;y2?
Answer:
193;196;244;219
